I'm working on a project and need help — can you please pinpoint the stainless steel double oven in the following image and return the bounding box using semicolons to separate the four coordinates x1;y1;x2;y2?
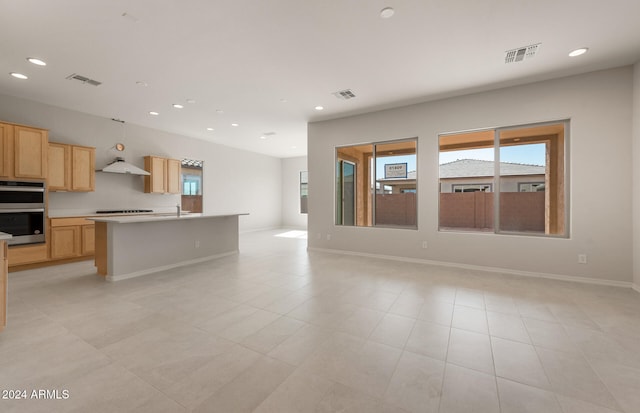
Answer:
0;181;46;246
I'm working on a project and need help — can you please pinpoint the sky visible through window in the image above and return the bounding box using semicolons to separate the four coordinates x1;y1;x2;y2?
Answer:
375;143;545;177
439;143;545;166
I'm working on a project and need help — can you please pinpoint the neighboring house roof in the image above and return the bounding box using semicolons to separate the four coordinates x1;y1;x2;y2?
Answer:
439;159;544;179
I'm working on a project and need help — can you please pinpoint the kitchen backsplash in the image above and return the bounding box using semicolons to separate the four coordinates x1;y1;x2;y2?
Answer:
48;172;181;217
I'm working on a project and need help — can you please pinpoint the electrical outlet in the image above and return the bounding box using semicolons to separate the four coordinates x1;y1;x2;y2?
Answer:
326;234;331;241
578;254;587;264
422;241;428;249
195;240;200;248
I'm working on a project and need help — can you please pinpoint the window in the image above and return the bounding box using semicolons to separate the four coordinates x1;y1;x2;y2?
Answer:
182;174;201;195
300;171;308;214
181;158;203;213
452;184;493;193
336;139;417;229
518;182;545;192
439;121;567;236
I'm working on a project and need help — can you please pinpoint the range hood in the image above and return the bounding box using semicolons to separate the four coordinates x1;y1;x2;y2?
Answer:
100;157;150;175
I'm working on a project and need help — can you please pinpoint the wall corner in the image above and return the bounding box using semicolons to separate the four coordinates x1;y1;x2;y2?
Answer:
632;62;640;288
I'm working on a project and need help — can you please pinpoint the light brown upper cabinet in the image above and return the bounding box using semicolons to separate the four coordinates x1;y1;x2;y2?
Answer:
0;123;10;177
166;158;181;194
48;142;95;192
144;156;180;194
144;156;166;193
0;121;48;179
48;143;70;190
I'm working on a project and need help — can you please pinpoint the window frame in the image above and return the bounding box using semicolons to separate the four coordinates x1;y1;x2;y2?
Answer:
335;137;418;230
517;182;545;192
438;120;569;238
452;183;493;193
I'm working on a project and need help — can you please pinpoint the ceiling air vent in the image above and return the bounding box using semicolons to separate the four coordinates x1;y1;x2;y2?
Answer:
333;89;356;100
66;73;102;86
505;43;540;63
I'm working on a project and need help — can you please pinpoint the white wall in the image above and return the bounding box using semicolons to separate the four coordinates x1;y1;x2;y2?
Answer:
0;94;282;232
281;156;308;229
308;67;634;285
633;62;640;291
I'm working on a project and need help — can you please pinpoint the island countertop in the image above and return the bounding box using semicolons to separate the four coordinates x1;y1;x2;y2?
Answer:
92;213;247;281
0;232;12;241
87;212;248;224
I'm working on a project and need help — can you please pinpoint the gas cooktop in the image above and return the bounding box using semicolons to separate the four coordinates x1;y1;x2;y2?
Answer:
95;209;154;214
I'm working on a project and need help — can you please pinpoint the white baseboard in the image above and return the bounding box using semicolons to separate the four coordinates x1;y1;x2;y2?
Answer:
307;247;633;289
106;251;238;282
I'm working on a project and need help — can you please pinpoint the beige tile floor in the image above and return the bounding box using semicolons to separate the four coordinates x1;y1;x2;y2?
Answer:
1;229;639;412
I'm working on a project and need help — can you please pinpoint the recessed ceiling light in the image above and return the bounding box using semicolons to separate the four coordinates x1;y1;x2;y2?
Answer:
315;106;324;111
260;136;267;140
10;72;28;80
569;48;588;57
291;146;297;149
231;123;239;127
149;111;159;116
136;81;148;87
380;7;395;18
186;99;196;104
216;109;224;114
27;57;46;66
172;104;184;109
207;127;214;131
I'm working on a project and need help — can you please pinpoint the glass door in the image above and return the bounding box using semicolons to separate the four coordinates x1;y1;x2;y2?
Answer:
336;160;356;226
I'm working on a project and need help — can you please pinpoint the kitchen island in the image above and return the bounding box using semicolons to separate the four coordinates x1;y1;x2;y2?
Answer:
89;213;247;281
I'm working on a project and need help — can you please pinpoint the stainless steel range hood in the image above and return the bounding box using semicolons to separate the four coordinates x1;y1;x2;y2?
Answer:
100;157;150;175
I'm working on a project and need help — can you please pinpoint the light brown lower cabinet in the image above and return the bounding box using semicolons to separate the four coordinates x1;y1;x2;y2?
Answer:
50;226;80;259
81;224;95;255
7;244;48;267
1;241;8;332
49;218;95;260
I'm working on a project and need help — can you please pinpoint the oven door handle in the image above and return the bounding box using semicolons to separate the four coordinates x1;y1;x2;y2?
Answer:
0;208;45;213
0;187;45;192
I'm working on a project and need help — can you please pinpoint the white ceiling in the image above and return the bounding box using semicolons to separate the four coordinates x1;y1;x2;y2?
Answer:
1;0;639;158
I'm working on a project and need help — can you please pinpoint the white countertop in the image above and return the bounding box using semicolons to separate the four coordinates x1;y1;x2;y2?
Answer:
0;232;13;240
87;213;248;224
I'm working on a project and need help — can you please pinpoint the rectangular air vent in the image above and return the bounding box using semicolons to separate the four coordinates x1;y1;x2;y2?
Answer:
333;89;356;100
66;73;102;86
505;43;540;63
